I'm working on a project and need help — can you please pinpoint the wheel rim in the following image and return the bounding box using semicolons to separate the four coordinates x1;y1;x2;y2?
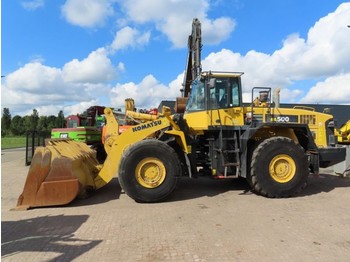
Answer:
135;157;166;188
269;154;296;183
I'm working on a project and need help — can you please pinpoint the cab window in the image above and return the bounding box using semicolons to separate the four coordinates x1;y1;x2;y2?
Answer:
209;77;240;109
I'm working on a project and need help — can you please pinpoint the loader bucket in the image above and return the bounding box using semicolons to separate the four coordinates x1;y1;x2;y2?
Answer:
14;140;103;210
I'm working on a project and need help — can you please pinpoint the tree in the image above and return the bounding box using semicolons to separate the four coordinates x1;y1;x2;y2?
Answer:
1;108;11;136
37;116;48;132
1;108;66;136
23;115;32;132
29;109;39;131
57;110;65;128
47;115;58;130
10;115;25;136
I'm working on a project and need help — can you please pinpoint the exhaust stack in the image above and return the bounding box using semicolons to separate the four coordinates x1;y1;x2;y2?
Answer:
273;87;281;108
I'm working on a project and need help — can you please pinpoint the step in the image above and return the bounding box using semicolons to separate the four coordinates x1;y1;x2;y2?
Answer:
224;162;240;167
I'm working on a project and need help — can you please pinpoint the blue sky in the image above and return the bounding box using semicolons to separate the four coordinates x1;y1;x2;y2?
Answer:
1;0;350;116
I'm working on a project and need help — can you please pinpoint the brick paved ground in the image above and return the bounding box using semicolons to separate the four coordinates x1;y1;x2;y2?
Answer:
1;149;350;261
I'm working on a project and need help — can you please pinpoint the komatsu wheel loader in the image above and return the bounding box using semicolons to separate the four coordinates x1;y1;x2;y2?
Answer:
335;120;350;145
15;19;346;209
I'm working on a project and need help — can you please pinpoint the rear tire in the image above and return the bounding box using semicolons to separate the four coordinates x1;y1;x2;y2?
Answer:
249;136;308;197
118;139;180;203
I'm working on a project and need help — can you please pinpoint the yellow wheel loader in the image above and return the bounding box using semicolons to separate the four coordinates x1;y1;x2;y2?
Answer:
15;19;346;209
15;72;346;209
335;120;350;145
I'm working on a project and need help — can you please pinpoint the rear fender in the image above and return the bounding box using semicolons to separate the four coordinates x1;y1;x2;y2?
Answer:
247;123;317;150
240;123;318;178
250;126;298;143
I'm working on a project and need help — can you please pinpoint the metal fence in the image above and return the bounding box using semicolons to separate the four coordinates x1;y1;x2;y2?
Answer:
25;131;51;166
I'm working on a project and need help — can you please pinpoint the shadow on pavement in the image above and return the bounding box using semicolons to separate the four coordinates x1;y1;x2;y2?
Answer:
168;177;252;202
169;173;350;202
299;173;350;197
69;178;122;207
1;215;102;261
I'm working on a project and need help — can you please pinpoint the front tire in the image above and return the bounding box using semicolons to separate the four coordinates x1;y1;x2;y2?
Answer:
249;136;309;197
118;139;180;203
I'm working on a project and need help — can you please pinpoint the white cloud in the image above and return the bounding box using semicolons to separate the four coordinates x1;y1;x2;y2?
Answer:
301;74;350;104
304;3;350;70
109;74;182;109
283;2;350;79
63;48;117;83
1;48;117;116
4;62;63;93
63;100;101;116
28;54;45;64
61;0;114;28
15;100;101;117
202;49;289;94
279;88;304;104
120;0;206;23
110;27;151;51
119;0;235;48
21;0;44;10
117;62;126;72
201;17;236;45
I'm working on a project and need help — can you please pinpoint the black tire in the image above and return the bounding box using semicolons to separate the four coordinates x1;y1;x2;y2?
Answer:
118;139;180;203
249;136;309;197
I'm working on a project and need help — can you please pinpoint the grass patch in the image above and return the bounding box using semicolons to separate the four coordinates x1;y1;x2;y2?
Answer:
1;136;26;149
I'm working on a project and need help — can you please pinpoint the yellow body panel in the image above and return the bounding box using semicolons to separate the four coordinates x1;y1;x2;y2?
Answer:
184;107;245;134
243;106;332;147
183;111;208;133
207;107;245;127
335;120;350;144
185;104;331;148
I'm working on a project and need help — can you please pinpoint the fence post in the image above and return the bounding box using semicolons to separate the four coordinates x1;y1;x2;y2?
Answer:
25;132;30;166
25;130;52;166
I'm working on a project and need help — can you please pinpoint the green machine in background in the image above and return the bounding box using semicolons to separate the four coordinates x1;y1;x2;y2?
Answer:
51;106;106;145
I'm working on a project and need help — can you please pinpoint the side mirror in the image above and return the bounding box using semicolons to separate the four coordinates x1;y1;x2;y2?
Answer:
208;78;216;89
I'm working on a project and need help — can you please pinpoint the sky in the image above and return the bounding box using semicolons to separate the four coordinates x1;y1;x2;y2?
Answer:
1;0;350;117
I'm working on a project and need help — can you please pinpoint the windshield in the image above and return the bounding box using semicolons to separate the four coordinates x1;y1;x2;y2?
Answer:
210;77;240;109
185;79;205;112
186;76;241;112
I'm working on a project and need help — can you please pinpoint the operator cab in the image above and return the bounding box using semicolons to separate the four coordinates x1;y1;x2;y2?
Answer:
185;72;243;112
